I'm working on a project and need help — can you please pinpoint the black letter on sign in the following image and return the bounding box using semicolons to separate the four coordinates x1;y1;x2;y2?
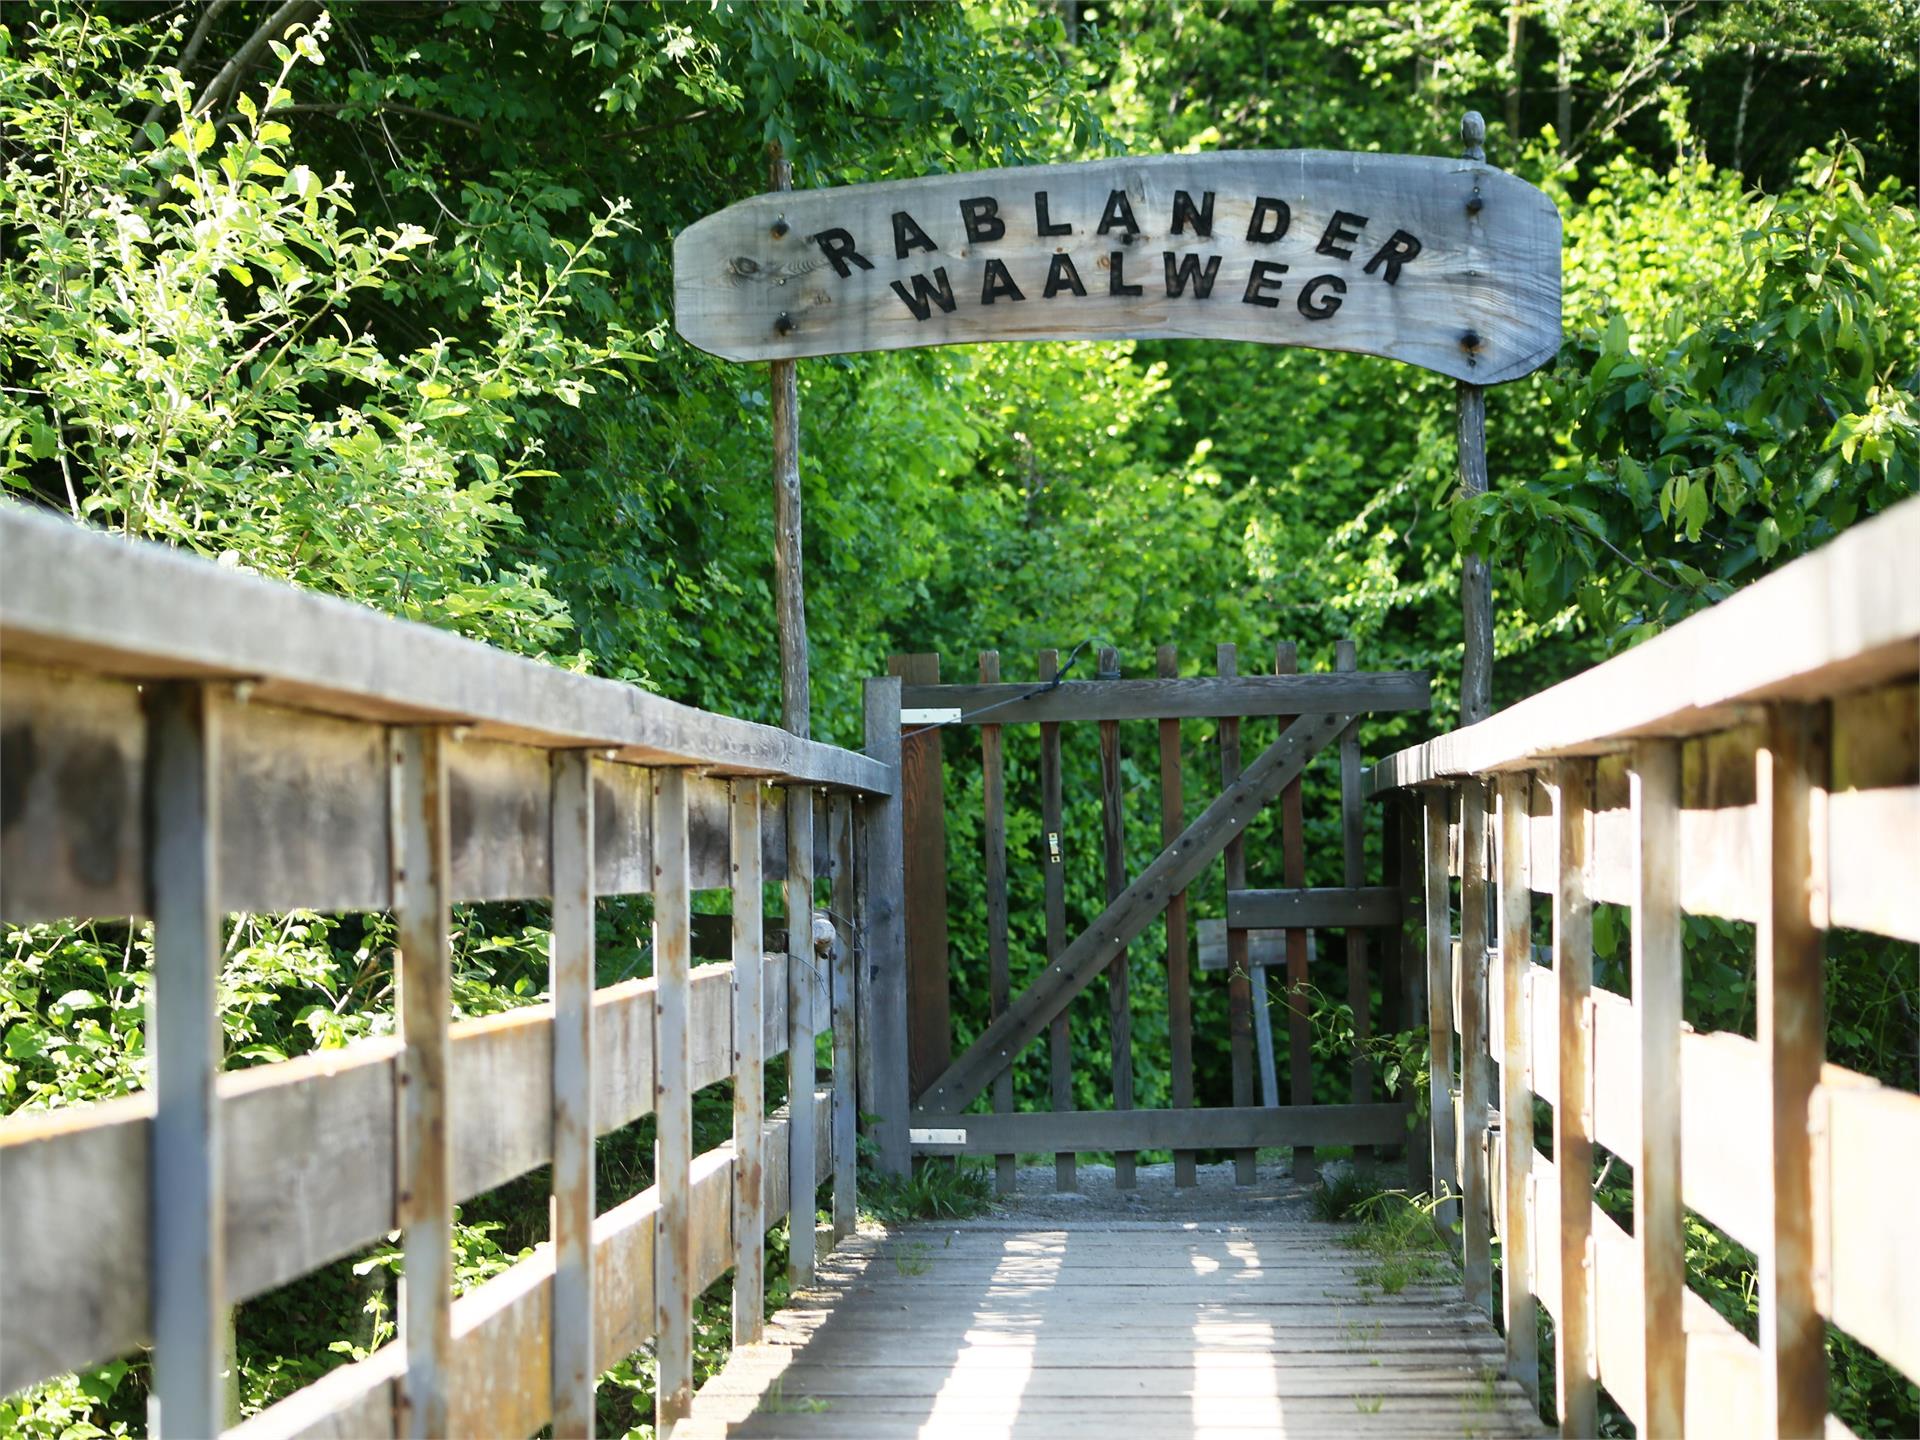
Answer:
1242;259;1288;307
1246;197;1291;243
891;210;938;261
981;258;1025;304
1297;273;1346;320
814;228;874;279
1362;229;1423;285
889;267;957;322
1164;251;1221;299
1034;191;1072;237
1109;250;1144;296
1097;189;1141;238
1044;253;1088;298
960;197;1006;243
1172;190;1214;238
1316;209;1369;259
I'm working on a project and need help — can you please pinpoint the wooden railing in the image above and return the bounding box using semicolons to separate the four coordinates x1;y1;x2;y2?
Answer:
1368;496;1920;1438
0;504;907;1438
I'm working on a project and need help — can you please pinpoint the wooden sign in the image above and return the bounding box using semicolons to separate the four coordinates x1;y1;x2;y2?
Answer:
674;151;1561;385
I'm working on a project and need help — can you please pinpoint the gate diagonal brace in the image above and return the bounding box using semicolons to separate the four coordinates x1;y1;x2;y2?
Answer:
915;710;1354;1116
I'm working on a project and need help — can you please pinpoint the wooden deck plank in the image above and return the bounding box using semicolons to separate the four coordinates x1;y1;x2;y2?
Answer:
686;1217;1544;1440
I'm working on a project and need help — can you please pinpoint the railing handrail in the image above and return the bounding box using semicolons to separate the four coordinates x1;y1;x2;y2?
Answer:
0;503;891;796
1367;494;1920;795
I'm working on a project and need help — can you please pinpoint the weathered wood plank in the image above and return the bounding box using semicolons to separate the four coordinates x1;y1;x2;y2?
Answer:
1335;640;1373;1149
1552;761;1597;1440
1097;647;1136;1188
673;151;1562;384
890;653;951;1101
858;678;911;1179
1218;645;1257;1186
0;509;891;793
1157;644;1196;1188
979;652;1016;1195
1367;497;1920;795
1037;648;1075;1193
785;783;817;1287
1495;774;1538;1401
1276;642;1314;1181
1458;779;1492;1315
1630;741;1684;1437
906;1102;1409;1154
828;792;859;1236
144;684;226;1440
654;768;694;1437
730;783;766;1348
899;670;1430;725
1758;704;1827;1436
549;752;596;1438
1422;792;1458;1229
1227;886;1402;929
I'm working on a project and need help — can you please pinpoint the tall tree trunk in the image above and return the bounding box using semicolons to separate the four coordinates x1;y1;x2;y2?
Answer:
1733;42;1756;173
1505;2;1526;141
1556;32;1572;151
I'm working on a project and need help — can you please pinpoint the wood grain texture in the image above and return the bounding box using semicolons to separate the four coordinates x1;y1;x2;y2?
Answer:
1494;775;1539;1403
828;793;859;1236
784;784;817;1288
1216;645;1256;1186
1335;641;1374;1140
0;508;890;797
674;151;1562;384
1227;886;1402;929
906;1102;1410;1154
653;768;694;1437
729;783;766;1348
1457;779;1492;1315
979;652;1016;1195
1552;761;1597;1440
1367;496;1920;797
1096;647;1136;1188
1037;649;1075;1193
889;653;951;1102
144;684;226;1440
1156;644;1196;1188
548;752;596;1439
858;679;911;1178
1276;642;1314;1181
1423;793;1459;1230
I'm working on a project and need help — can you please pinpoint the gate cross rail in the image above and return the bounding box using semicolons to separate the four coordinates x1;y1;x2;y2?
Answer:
915;709;1353;1115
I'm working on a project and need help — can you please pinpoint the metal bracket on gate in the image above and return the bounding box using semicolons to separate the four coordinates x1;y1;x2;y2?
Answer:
909;1127;968;1145
901;708;962;726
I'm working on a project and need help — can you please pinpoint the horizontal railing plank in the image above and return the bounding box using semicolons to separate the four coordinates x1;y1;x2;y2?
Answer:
907;1102;1410;1155
0;505;889;795
1367;496;1920;793
229;1097;833;1440
0;664;835;922
900;671;1428;725
0;959;807;1395
1226;885;1401;930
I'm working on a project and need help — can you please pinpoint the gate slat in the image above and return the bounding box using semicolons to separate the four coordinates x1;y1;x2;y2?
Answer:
980;652;1015;1195
1277;642;1312;1180
1157;644;1196;1188
1037;648;1075;1193
1216;644;1255;1186
1097;647;1135;1188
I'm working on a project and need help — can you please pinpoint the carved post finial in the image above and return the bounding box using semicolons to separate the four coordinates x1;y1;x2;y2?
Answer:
1462;110;1487;163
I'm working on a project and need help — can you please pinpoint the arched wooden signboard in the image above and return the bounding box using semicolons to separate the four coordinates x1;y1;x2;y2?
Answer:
675;149;1561;385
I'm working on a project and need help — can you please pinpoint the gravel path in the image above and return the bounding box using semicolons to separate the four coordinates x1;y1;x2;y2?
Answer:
975;1154;1327;1226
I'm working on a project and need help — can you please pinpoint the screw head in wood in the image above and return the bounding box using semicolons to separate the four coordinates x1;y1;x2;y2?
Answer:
775;313;796;336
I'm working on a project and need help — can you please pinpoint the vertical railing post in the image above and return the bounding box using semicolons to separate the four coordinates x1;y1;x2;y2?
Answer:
1459;777;1493;1312
1097;646;1136;1188
1157;644;1197;1188
730;781;766;1347
653;768;693;1438
979;651;1016;1196
147;683;226;1440
1036;648;1075;1193
1217;643;1256;1186
1335;640;1373;1151
550;752;597;1438
1496;773;1539;1402
786;783;817;1284
1400;794;1431;1196
859;677;910;1179
828;792;859;1238
1423;791;1459;1230
1552;760;1597;1439
1632;741;1685;1436
1759;704;1828;1437
391;725;453;1440
1276;642;1313;1182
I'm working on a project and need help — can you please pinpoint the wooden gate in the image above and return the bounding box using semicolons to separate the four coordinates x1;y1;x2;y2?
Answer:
881;642;1431;1188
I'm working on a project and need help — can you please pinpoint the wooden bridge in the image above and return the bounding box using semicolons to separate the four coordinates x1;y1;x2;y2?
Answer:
1;494;1916;1439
